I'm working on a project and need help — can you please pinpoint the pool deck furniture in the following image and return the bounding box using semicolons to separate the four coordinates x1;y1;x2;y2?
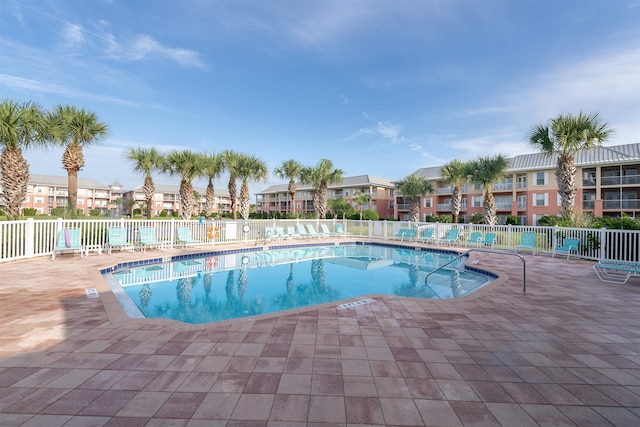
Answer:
437;228;460;246
274;226;289;239
52;228;85;260
286;226;301;239
176;226;203;248
480;232;497;249
552;238;580;259
394;228;415;242
335;223;353;237
593;259;640;284
306;224;323;238
466;231;482;247
516;231;537;255
105;227;135;255
296;224;312;239
417;227;436;244
320;223;336;237
138;226;168;252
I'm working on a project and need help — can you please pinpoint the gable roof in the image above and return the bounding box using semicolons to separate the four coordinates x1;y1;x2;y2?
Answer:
257;174;395;195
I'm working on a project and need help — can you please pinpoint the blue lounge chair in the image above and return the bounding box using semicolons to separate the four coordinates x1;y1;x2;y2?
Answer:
106;227;135;255
297;224;311;239
593;260;640;284
264;227;278;241
552;238;579;259
306;224;323;238
320;223;336;237
52;228;85;260
275;226;289;239
394;228;415;242
176;226;203;248
417;228;435;244
480;232;497;249
438;228;460;246
516;232;537;255
286;226;301;239
138;227;168;252
335;223;352;237
466;231;482;247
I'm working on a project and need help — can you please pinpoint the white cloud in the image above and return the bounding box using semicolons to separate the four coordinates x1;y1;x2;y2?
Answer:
61;23;85;51
410;143;421;151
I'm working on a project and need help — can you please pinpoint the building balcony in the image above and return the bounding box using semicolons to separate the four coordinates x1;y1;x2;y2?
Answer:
436;204;451;211
495;203;512;210
603;199;640;209
601;175;640;186
396;203;411;211
492;183;513;192
583;200;595;209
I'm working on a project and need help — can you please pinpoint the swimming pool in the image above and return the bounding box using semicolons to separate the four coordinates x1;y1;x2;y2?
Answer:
103;243;494;324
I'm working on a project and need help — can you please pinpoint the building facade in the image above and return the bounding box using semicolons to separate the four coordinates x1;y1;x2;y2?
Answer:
256;175;396;218
124;184;232;217
402;143;640;225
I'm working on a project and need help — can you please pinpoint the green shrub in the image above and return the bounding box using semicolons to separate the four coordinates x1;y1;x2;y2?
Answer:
90;209;101;217
434;214;453;223
362;210;379;221
506;215;519;225
158;210;168;217
51;207;66;217
22;208;37;217
172;211;179;218
133;208;142;216
469;213;484;224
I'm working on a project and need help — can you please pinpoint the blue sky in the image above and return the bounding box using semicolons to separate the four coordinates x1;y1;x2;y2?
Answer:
1;0;639;198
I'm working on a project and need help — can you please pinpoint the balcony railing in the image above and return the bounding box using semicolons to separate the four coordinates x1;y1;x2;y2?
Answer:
603;199;640;209
492;183;513;192
583;200;595;209
601;175;640;186
396;204;411;210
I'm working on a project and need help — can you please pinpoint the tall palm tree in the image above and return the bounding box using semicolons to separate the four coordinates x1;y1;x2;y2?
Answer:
222;150;241;219
162;150;204;220
124;146;163;219
464;154;510;225
50;105;109;218
529;112;611;219
300;159;343;219
440;159;468;224
273;159;302;217
200;152;223;217
394;174;434;223
0;100;48;219
236;154;268;220
352;191;371;220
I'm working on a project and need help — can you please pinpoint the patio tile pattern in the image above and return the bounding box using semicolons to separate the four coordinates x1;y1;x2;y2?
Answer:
0;241;639;426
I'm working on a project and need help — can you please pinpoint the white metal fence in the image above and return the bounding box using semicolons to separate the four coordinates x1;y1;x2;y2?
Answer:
1;218;638;263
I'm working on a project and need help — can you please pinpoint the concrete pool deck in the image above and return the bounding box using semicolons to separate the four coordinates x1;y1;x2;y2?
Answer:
0;240;639;426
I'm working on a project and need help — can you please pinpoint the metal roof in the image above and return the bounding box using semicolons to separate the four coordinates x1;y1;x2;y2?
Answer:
28;174;110;190
132;183;231;198
413;142;640;178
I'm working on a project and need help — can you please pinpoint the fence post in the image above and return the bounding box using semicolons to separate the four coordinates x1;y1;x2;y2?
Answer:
26;218;35;258
600;227;607;260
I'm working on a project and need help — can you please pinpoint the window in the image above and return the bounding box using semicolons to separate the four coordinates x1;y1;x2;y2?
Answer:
535;172;548;186
517;174;527;189
34;197;44;204
533;193;548;207
472;196;483;207
423;197;432;208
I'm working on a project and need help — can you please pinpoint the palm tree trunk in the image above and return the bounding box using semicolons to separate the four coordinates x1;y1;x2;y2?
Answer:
67;168;79;218
240;180;250;220
409;199;420;223
0;147;30;220
228;176;237;219
143;174;155;219
317;182;328;219
288;181;296;217
483;191;497;225
556;154;577;219
180;180;194;220
205;182;215;216
451;185;462;223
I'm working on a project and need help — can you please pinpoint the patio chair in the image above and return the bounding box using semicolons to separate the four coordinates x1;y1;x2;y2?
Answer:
394;228;415;242
320;223;337;237
438;228;460;246
552;238;580;259
264;227;278;241
417;228;435;244
306;224;323;238
286;226;301;239
465;231;482;247
335;223;353;237
138;226;168;252
297;224;312;239
516;232;537;255
480;232;497;249
176;226;203;248
52;228;85;260
593;260;640;284
106;227;135;255
275;226;289;239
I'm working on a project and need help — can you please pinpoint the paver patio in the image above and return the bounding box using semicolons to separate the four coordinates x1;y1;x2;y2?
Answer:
0;240;639;426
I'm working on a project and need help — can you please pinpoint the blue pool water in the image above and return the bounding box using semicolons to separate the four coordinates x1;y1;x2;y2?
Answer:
103;243;493;324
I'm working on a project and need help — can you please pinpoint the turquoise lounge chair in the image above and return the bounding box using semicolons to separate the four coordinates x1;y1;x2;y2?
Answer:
516;232;537;255
286;226;301;239
264;227;278;241
306;224;323;238
176;226;203;248
438;228;460;246
139;227;168;252
335;223;352;237
593;260;640;284
106;227;135;255
417;228;435;244
297;224;311;239
466;231;482;247
480;232;497;249
394;228;415;242
320;223;336;237
552;238;579;259
52;228;85;260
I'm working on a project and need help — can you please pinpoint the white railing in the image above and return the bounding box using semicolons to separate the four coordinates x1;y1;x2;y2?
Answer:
1;218;639;263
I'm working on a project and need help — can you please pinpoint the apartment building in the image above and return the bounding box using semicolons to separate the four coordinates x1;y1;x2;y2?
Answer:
256;175;396;218
403;143;640;225
125;184;232;217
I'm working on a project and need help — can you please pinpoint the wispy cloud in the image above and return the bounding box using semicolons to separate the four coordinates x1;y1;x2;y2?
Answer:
350;120;406;144
106;34;205;69
61;23;85;51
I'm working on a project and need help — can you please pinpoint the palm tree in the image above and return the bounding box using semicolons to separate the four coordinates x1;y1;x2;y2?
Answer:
394;174;434;223
161;150;204;220
0;100;48;219
529;112;611;219
273;159;302;217
352;191;371;220
200;152;223;217
49;105;109;218
300;159;343;219
440;159;468;224
222;150;241;219
464;154;510;225
124;146;163;219
236;154;268;220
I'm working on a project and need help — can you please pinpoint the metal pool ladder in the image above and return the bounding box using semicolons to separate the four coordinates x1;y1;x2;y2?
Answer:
425;248;527;293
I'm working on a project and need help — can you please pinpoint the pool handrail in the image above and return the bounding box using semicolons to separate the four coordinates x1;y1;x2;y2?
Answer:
425;248;526;293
